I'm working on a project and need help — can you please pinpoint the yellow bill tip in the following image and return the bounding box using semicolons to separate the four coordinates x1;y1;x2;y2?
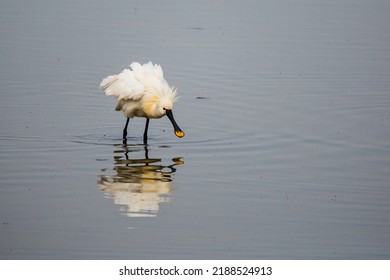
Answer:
175;131;185;138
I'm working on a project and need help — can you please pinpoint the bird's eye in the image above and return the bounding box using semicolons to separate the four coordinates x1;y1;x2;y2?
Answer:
163;107;166;110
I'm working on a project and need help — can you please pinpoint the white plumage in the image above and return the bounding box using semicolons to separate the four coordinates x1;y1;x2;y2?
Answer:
100;62;184;143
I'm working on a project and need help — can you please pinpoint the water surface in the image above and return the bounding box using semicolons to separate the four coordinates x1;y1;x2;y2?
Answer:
1;0;390;259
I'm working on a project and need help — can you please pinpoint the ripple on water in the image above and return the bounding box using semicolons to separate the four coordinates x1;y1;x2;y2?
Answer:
69;124;233;147
70;133;127;146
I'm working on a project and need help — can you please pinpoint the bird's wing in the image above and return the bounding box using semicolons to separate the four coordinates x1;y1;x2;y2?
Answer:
130;61;164;83
100;69;145;101
130;62;169;94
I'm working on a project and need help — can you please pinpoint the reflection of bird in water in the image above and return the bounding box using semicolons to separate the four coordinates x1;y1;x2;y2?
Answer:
98;144;184;217
100;62;185;144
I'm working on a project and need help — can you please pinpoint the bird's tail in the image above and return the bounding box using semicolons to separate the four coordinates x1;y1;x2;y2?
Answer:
100;75;118;91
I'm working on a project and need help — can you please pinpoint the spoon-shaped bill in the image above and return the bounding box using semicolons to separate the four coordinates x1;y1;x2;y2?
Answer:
166;110;185;138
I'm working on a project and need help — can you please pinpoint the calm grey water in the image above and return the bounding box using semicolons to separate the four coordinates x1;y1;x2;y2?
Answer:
1;0;390;259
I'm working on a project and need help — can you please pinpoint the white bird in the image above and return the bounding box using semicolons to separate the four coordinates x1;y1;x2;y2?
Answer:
100;62;185;143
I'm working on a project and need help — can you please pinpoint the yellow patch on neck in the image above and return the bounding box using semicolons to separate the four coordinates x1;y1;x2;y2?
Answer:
144;94;160;117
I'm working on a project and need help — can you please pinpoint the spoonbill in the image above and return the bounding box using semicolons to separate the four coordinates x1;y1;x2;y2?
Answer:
100;62;185;143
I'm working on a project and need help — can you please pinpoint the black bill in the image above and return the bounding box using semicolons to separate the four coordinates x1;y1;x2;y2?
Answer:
166;110;185;138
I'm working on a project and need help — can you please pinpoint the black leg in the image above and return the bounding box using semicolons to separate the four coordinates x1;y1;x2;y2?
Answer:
123;118;130;140
143;118;150;144
143;144;149;159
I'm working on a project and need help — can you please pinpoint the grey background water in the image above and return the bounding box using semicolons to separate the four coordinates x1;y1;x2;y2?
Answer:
1;0;389;259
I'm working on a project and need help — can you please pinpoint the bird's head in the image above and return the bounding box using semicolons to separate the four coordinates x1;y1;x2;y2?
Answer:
144;96;173;117
144;85;176;116
143;88;185;138
160;98;173;114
